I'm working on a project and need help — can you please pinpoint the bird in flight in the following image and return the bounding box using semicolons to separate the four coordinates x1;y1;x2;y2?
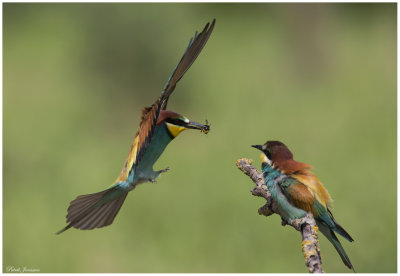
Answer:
57;19;215;234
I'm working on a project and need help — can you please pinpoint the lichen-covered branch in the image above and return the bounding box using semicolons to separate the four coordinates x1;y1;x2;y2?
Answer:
236;158;323;273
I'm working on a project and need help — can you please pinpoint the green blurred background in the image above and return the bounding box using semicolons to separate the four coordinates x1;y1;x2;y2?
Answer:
3;3;396;273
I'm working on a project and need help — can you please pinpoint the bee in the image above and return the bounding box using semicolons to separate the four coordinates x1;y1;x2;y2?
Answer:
201;119;211;134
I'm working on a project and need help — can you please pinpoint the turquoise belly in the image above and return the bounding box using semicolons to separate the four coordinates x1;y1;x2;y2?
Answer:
128;123;173;183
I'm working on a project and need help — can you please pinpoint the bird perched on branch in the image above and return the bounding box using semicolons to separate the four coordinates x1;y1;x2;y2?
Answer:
252;141;355;271
57;19;215;234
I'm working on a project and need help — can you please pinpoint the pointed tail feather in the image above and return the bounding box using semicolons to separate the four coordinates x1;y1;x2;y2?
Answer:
327;208;354;242
317;221;355;272
56;186;128;234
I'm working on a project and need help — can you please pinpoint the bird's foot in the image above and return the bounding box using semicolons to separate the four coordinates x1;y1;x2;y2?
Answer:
150;167;170;183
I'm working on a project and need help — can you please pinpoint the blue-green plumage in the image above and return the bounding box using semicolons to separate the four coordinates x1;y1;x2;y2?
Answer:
262;162;355;271
132;123;173;183
262;163;307;220
110;123;174;191
253;141;354;271
57;19;215;234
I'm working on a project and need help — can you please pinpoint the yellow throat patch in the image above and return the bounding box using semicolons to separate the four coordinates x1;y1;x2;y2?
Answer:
260;153;271;165
166;122;187;137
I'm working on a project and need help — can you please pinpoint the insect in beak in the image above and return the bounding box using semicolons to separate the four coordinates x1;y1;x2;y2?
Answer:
201;119;210;134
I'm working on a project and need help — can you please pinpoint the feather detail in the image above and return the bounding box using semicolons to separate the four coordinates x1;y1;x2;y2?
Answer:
116;135;140;182
327;208;354;242
56;187;128;234
274;159;312;174
161;19;215;109
287;182;317;215
270;150;332;209
134;101;160;165
292;169;333;208
317;220;355;271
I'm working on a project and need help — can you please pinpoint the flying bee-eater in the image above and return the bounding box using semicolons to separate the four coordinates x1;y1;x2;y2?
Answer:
252;141;355;271
57;19;215;234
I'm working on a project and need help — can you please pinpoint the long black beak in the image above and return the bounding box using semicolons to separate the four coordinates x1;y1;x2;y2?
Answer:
251;145;263;151
185;120;210;134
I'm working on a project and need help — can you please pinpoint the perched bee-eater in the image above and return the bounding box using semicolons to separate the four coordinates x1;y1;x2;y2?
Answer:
57;19;215;234
252;141;354;271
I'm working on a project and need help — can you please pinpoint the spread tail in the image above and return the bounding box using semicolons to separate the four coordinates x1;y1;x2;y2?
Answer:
317;221;355;272
57;185;128;234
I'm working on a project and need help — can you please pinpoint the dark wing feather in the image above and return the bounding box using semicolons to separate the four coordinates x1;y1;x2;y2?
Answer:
134;19;215;165
327;208;354;242
161;18;216;110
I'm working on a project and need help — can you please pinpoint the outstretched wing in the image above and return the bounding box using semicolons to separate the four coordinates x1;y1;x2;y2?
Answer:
116;20;215;182
136;19;215;163
161;18;216;110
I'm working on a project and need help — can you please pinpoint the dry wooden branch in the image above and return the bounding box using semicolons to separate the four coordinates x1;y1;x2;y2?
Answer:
236;158;323;273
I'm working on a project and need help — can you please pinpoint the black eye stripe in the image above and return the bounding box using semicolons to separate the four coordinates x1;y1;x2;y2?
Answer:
166;118;184;125
265;150;272;160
